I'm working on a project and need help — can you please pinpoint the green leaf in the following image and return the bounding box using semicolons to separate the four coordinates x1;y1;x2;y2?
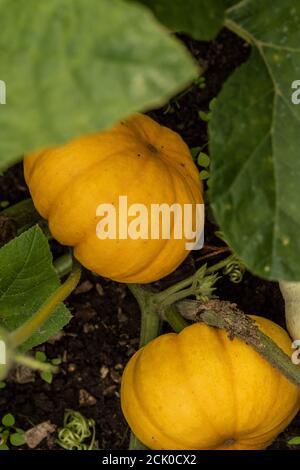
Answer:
210;0;300;280
199;170;210;181
138;0;224;40
190;147;201;160
0;226;71;351
2;414;15;427
199;110;211;122
41;370;53;384
0;0;197;172
209;98;217;111
0;382;6;390
9;432;25;447
224;0;240;8
288;436;300;445
0;443;9;450
35;351;47;363
197;152;210;168
51;357;62;366
15;428;25;434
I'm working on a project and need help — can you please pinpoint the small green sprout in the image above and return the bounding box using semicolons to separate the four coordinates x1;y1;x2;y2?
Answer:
198;97;217;122
194;76;206;89
35;351;61;384
191;147;211;182
0;413;25;450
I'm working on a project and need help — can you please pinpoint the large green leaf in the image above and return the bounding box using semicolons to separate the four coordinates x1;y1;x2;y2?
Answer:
223;0;240;8
0;0;197;172
138;0;224;40
0;226;71;351
209;0;300;281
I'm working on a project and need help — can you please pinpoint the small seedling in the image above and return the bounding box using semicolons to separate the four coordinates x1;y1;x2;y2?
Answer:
198;97;217;122
194;76;206;90
0;413;25;450
35;351;61;384
197;152;210;181
190;147;211;182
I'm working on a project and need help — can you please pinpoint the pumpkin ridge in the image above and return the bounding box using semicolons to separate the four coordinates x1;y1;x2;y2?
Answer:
122;114;155;143
131;343;191;449
217;329;239;440
239;382;298;442
117;155;181;281
137;113;163;143
248;359;283;437
47;145;138;227
80;151;178;280
176;329;226;448
160;150;199;184
25;148;52;182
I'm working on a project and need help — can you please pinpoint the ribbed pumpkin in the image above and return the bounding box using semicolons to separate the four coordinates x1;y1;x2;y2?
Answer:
121;316;300;450
24;114;203;283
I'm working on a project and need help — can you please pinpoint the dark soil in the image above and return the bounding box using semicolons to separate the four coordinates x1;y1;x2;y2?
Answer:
0;29;299;451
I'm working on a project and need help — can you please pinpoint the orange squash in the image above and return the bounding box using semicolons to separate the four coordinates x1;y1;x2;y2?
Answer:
24;114;203;283
121;316;300;450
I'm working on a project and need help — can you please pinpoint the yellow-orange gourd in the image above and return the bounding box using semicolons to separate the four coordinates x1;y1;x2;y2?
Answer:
24;114;203;283
121;316;300;450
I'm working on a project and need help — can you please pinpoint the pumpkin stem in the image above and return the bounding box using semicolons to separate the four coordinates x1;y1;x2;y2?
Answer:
178;299;300;388
164;305;188;332
0;198;41;241
54;251;74;278
127;284;161;450
127;284;162;346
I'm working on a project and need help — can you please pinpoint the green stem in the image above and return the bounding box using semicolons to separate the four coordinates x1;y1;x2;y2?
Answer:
155;274;196;302
205;255;235;274
155;256;233;306
164;306;188;333
127;284;161;450
10;264;81;348
224;18;254;45
14;354;58;373
161;286;197;306
54;252;73;278
128;284;161;347
140;307;161;347
2;198;40;229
